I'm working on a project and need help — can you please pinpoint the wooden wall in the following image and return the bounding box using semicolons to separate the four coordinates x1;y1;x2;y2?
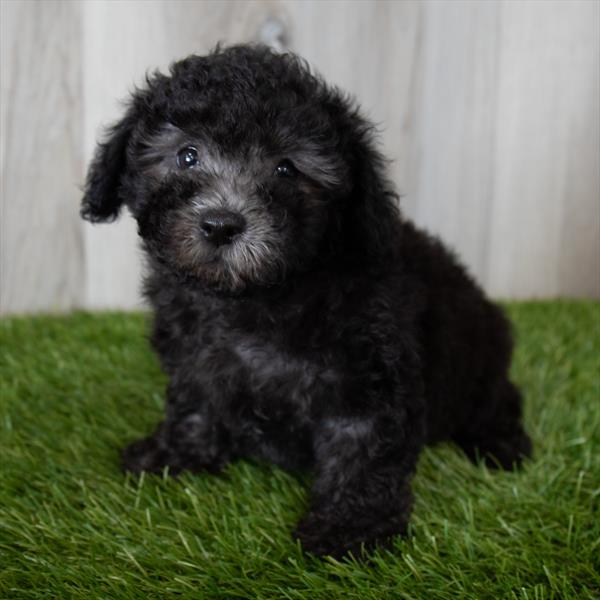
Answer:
1;0;598;313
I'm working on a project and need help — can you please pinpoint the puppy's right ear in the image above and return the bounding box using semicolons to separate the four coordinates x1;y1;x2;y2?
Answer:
81;107;138;223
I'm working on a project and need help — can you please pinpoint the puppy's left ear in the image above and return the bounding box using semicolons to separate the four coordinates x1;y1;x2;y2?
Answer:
81;106;138;223
343;133;400;258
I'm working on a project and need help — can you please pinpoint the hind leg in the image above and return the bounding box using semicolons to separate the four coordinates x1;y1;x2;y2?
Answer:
455;380;532;470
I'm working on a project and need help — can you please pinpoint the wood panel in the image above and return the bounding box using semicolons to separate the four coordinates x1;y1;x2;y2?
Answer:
487;0;600;297
1;0;84;313
1;0;598;313
405;0;501;287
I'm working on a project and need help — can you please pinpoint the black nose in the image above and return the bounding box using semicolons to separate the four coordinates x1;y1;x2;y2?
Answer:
199;209;246;246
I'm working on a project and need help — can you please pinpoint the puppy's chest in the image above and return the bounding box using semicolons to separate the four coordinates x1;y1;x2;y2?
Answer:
215;330;338;410
163;290;342;414
212;332;336;467
234;333;336;389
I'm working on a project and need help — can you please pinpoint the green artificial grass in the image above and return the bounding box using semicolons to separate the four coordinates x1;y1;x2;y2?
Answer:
0;302;598;599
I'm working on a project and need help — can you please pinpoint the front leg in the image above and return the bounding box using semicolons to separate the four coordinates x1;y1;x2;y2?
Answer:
295;408;424;558
122;377;233;475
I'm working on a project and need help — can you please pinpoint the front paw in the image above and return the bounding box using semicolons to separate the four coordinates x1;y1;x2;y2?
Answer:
294;511;406;559
294;513;348;558
121;433;177;475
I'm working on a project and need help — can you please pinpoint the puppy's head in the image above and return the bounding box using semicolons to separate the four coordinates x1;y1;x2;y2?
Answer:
82;45;398;292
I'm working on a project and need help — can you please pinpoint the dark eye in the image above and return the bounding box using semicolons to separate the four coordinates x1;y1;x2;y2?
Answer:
275;159;298;178
176;146;198;169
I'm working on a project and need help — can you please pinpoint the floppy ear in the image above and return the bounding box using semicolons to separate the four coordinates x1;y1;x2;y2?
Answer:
323;93;401;258
347;138;400;257
331;113;400;260
81;107;138;223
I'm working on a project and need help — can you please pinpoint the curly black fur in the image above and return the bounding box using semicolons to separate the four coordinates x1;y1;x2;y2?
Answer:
82;44;531;558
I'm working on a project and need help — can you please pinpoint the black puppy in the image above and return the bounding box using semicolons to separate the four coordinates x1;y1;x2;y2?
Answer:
82;45;531;558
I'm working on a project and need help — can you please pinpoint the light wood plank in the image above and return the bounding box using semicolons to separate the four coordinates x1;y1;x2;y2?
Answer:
487;0;600;298
405;0;501;286
1;0;84;314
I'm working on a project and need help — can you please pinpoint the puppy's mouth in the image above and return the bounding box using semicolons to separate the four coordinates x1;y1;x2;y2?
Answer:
167;205;286;291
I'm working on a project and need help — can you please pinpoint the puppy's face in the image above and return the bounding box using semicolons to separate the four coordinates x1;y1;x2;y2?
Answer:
82;46;395;291
129;112;347;291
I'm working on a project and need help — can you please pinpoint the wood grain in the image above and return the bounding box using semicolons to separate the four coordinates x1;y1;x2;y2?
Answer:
1;0;598;313
1;0;84;313
487;0;600;297
405;0;501;288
